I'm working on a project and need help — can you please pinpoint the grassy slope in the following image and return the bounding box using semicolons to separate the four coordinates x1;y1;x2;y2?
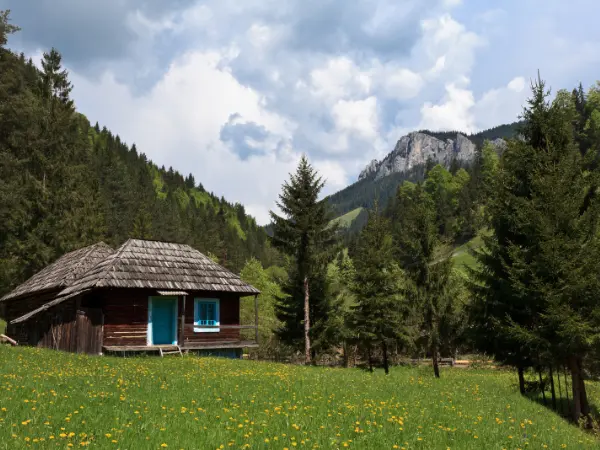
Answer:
452;230;491;274
0;347;596;449
330;207;364;229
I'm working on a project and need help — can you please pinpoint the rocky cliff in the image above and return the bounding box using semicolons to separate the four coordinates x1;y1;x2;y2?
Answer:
359;132;477;181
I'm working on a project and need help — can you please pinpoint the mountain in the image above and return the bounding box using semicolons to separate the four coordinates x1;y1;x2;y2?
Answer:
358;132;477;181
326;122;520;220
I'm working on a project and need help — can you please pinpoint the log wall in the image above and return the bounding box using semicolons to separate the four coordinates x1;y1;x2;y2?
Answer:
3;290;62;345
102;289;149;347
183;293;241;345
101;289;242;347
3;293;103;354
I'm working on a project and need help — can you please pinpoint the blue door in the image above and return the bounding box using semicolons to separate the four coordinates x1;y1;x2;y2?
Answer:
151;298;177;345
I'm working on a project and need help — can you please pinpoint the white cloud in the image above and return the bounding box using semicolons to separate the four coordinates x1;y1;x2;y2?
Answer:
442;0;463;7
508;76;526;92
332;97;379;140
379;67;424;100
313;160;348;192
417;75;529;133
419;82;476;132
473;76;529;130
309;57;371;101
419;14;484;82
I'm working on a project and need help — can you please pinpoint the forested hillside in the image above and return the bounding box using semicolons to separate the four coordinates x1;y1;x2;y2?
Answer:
0;19;280;297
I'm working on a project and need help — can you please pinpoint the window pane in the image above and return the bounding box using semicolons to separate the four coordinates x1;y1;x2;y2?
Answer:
195;300;219;326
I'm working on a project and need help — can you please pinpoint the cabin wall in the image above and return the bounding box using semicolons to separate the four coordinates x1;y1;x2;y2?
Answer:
182;293;241;345
102;289;149;347
100;289;242;347
3;293;103;354
3;291;61;345
30;299;79;352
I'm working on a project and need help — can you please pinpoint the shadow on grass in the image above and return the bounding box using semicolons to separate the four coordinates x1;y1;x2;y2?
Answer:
523;382;600;427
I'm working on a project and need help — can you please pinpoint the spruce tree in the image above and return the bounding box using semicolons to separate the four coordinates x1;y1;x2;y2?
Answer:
351;204;412;374
0;10;19;47
270;155;338;363
470;76;600;422
393;182;456;378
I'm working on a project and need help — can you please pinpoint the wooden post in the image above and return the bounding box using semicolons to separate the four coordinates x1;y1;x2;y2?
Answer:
254;294;259;344
180;295;186;346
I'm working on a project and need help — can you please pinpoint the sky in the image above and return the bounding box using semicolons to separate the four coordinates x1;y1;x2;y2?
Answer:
2;0;600;224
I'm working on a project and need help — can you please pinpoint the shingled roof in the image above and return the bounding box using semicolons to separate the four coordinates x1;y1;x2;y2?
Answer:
59;239;260;296
0;242;114;302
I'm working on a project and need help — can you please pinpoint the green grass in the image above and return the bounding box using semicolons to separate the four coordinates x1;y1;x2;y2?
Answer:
0;319;5;335
330;207;364;229
452;230;492;273
0;347;597;449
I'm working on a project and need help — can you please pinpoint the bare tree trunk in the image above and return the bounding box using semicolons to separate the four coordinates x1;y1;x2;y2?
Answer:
518;366;526;395
432;339;440;378
569;355;583;423
303;275;311;365
549;366;557;411
564;365;571;418
576;357;591;425
557;364;564;416
382;341;389;375
368;345;373;373
343;341;349;368
538;368;547;406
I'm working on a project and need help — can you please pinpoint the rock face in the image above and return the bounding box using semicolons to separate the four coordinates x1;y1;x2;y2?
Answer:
358;132;477;181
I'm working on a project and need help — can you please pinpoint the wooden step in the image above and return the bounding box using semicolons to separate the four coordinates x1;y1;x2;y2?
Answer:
160;346;183;357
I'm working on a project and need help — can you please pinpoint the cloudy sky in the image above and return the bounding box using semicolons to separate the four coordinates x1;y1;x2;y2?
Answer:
3;0;599;224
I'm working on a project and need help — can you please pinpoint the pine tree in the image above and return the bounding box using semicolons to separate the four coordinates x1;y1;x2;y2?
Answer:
0;10;19;47
270;155;338;363
392;182;456;378
352;204;412;374
470;76;600;422
130;208;153;240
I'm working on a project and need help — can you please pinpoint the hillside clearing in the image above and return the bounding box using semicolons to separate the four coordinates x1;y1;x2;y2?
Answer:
0;347;597;449
452;231;491;273
330;207;364;229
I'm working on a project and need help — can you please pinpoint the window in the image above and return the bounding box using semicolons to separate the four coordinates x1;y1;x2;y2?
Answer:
194;298;220;332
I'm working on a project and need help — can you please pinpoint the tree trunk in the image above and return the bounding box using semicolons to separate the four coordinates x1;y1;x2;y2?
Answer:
568;355;590;424
382;341;389;375
303;275;311;365
368;346;373;373
518;366;526;395
564;365;571;418
343;341;349;368
556;364;564;416
549;366;557;411
432;339;440;378
538;368;547;406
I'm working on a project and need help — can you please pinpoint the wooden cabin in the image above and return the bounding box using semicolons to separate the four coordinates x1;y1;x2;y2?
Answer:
0;239;260;357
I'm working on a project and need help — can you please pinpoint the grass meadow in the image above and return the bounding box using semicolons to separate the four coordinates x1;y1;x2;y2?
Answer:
0;346;598;449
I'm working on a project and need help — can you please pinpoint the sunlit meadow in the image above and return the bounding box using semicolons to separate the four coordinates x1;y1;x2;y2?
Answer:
0;346;597;449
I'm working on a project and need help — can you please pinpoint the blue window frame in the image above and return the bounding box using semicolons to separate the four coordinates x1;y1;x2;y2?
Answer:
194;298;220;332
